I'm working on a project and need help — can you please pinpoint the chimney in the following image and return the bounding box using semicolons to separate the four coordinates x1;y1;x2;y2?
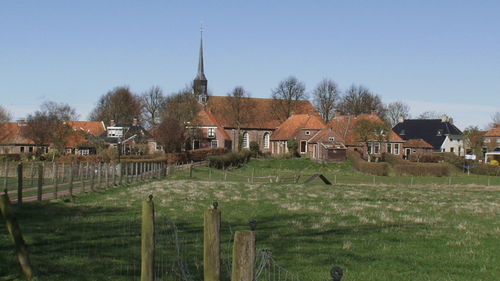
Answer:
398;116;405;123
441;115;449;123
110;119;116;127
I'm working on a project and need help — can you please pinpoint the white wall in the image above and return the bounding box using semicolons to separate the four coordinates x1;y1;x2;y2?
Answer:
441;135;464;156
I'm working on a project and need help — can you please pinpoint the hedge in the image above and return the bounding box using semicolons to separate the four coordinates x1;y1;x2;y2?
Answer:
394;163;451;177
208;150;252;169
347;150;389;176
471;162;500;176
408;153;441;163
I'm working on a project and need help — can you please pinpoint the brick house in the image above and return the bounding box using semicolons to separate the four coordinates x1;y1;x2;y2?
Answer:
0;121;44;154
329;113;405;159
484;124;500;152
403;138;434;158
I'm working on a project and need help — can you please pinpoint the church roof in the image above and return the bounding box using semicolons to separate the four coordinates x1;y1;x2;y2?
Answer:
201;96;316;130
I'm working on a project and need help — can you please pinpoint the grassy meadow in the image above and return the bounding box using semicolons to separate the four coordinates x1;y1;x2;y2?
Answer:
0;158;499;281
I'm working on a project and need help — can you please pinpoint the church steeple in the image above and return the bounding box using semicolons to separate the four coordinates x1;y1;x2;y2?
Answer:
194;24;208;104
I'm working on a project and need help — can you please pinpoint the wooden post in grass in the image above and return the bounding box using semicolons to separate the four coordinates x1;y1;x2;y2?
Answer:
90;164;95;191
141;195;155;281
112;163;116;186
97;163;102;188
204;203;221;281
224;171;227;181
53;163;59;199
448;177;452;186
61;163;65;184
17;163;23;205
3;159;9;190
231;230;256;281
118;163;123;185
36;164;43;201
29;163;34;187
69;163;74;198
0;192;34;280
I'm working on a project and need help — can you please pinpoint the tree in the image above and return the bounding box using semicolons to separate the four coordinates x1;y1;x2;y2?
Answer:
22;102;77;157
162;87;200;124
0;106;12;122
490;111;500;128
225;86;255;151
417;111;444;119
463;126;484;159
155;117;186;153
271;76;308;122
312;79;340;122
141;86;166;129
385;101;411;127
353;118;390;162
337;84;386;118
89;86;142;125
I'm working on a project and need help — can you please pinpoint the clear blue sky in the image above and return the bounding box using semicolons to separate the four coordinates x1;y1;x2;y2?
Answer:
1;0;499;129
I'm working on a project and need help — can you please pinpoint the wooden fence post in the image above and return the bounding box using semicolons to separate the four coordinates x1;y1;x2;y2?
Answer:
141;195;155;281
17;163;23;205
104;163;109;187
3;159;8;190
97;163;102;188
53;163;59;199
124;163;128;184
90;164;95;191
204;203;221;281
29;163;34;187
69;163;74;198
112;163;116;186
61;163;65;184
0;192;34;280
36;164;43;201
231;230;256;281
118;163;123;185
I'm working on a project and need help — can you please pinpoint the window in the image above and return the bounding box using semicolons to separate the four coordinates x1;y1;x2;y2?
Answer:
300;140;307;153
193;140;200;150
263;133;270;149
20;146;25;153
242;132;249;148
367;143;372;154
208;128;215;138
328;137;335;142
29;146;33;153
211;140;218;148
437;129;443;136
305;131;310;135
374;142;380;154
450;147;454;153
387;143;392;153
400;129;406;135
394;143;400;155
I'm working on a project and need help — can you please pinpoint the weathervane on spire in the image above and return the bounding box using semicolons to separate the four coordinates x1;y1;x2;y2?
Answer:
194;21;208;105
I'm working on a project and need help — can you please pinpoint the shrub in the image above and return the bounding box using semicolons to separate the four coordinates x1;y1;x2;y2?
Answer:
287;139;299;157
382;153;406;165
394;163;451;177
470;162;500;176
208;150;252;169
249;141;260;157
187;148;226;162
408;153;441;163
348;150;389;176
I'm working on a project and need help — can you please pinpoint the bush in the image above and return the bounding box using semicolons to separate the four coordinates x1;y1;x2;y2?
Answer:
287;139;299;157
208;150;252;169
408;153;441;163
470;162;500;176
394;163;451;177
348;150;389;176
249;141;260;157
382;153;406;165
187;148;226;162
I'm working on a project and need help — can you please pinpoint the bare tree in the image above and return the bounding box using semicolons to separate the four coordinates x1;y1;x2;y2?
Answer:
312;79;340;122
337;84;386;118
22;102;77;157
162;87;200;124
89;86;142;125
0;106;12;122
386;101;411;127
417;111;444;119
225;86;255;151
156;117;186;153
353;118;390;162
271;76;308;122
141;86;166;129
463;126;485;158
490;111;500;128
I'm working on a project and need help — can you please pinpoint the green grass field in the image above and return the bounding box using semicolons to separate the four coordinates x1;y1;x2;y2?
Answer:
1;159;499;281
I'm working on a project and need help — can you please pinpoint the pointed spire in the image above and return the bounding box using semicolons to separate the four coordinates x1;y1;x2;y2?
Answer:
196;24;207;81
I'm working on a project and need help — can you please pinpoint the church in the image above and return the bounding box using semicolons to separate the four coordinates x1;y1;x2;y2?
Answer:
190;32;317;153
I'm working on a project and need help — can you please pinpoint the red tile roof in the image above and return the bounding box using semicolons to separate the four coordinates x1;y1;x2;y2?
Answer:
201;96;316;129
66;121;106;137
329;114;403;146
0;122;34;145
308;128;345;144
271;114;326;140
485;124;500;137
403;138;433;148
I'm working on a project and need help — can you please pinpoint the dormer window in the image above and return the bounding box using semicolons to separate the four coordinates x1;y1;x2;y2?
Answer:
400;129;405;135
328;137;335;142
437;129;443;136
208;128;215;138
